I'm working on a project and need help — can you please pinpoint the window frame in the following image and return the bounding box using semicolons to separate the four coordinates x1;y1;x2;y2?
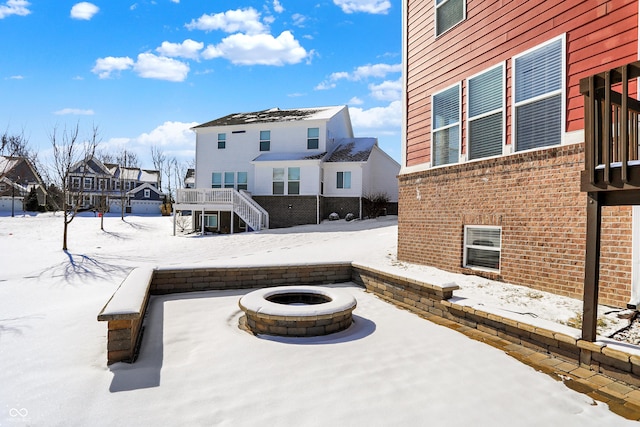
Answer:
84;177;92;190
435;0;466;37
272;168;285;195
463;225;502;272
260;130;271;152
144;189;151;198
336;171;351;189
512;34;566;153
466;63;506;161
237;172;248;191
217;133;226;149
288;167;300;195
224;172;235;189
307;127;319;150
212;172;222;189
431;82;462;167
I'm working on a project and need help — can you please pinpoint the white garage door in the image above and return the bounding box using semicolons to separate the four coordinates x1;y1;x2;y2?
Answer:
130;200;161;215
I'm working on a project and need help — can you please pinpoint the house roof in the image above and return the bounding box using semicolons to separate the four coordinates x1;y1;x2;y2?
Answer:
252;152;328;162
325;138;377;162
127;182;164;196
0;156;20;176
193;106;345;128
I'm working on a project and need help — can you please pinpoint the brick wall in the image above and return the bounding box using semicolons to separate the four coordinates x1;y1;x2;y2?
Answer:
322;196;360;219
253;195;318;228
398;144;632;307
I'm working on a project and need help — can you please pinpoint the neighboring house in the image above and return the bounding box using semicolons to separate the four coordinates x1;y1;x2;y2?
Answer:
184;168;195;189
67;156;163;214
399;0;639;309
0;156;47;212
174;105;400;233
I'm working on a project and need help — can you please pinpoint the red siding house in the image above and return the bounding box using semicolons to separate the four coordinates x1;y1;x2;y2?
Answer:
399;0;639;308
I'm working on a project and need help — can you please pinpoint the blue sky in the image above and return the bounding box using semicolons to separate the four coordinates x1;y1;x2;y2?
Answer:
0;0;401;168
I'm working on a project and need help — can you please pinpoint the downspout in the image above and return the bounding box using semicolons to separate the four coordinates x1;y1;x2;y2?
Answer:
317;194;320;224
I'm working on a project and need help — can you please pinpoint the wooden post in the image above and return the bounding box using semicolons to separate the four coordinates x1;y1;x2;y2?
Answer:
582;191;602;341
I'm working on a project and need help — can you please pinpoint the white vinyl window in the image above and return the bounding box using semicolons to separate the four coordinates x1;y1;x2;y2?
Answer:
467;64;505;160
217;133;226;149
288;167;300;195
513;36;565;152
237;172;248;191
273;168;285;195
84;177;92;190
212;172;222;189
464;226;501;271
224;172;235;189
144;189;150;198
307;128;319;149
432;84;461;167
435;0;465;36
336;171;351;189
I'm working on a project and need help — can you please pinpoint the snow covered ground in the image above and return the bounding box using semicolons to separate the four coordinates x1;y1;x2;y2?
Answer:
0;212;637;426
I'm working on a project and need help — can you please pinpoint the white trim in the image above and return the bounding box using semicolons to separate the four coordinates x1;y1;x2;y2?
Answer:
511;33;567;151
431;82;462;167
463;225;501;272
434;0;466;38
465;62;506;162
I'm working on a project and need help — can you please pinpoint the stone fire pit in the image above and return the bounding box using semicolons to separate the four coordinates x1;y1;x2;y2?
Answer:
238;286;357;337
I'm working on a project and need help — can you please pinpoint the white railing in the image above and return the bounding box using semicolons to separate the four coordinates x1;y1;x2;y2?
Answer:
235;190;269;230
175;188;268;231
176;188;233;204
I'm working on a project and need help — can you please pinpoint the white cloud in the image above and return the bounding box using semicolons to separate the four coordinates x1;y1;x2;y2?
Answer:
135;121;198;148
156;39;204;60
92;54;189;82
0;0;30;19
133;53;190;82
348;96;364;106
185;8;266;35
334;0;391;14
292;13;306;27
8;75;24;80
317;63;401;91
202;31;308;66
369;78;401;101
92;56;134;79
273;0;284;13
54;108;95;115
70;2;99;20
349;100;401;129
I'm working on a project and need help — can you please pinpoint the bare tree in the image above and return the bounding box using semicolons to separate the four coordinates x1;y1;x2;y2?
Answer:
115;148;136;220
163;157;175;204
49;123;99;251
150;145;165;190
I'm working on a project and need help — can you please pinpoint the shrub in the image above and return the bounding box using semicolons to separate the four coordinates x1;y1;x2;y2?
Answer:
363;192;390;218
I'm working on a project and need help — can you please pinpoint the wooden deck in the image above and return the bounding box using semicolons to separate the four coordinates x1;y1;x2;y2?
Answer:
580;61;640;342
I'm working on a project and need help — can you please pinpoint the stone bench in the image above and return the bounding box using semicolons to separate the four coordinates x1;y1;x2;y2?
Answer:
97;267;154;365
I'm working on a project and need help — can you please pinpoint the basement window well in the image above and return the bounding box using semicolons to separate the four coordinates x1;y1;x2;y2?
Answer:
464;226;501;271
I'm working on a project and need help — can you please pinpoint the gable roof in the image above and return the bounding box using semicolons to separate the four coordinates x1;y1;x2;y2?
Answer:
127;182;164;196
325;138;377;162
193;106;345;128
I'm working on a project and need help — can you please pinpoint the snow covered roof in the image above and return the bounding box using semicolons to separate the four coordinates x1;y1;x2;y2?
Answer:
140;169;160;183
326;138;377;162
0;156;20;175
252;152;327;162
193;106;345;128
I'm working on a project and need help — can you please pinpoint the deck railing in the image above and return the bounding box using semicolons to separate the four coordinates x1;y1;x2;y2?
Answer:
175;188;267;231
580;61;640;187
176;188;234;204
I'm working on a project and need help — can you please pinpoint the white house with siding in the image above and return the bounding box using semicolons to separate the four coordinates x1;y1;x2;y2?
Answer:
174;105;399;233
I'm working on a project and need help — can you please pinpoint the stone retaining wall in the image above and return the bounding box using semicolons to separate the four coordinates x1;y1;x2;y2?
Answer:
98;262;640;387
151;263;353;294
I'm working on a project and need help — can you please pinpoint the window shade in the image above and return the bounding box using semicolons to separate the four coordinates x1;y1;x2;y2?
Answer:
436;0;464;35
468;66;503;160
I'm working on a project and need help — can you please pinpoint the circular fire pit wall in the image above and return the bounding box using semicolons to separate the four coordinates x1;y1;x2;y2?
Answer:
239;286;357;337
